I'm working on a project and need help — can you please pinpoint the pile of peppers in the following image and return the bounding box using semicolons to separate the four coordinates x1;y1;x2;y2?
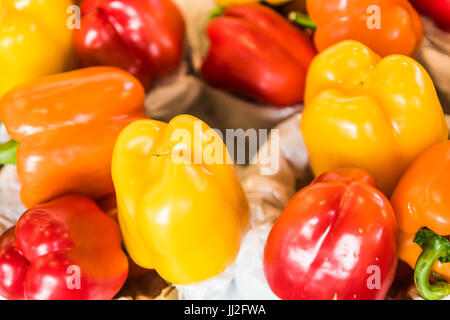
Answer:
0;0;449;301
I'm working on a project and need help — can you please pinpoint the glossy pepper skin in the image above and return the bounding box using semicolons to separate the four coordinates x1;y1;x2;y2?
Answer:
0;0;75;97
410;0;450;31
264;168;398;300
306;0;423;57
0;66;146;208
112;114;249;284
0;194;128;300
301;41;448;196
201;4;316;107
391;141;450;300
74;0;185;89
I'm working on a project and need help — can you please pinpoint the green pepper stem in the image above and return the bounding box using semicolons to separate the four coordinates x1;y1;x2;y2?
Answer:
288;12;317;30
0;140;18;165
414;231;450;300
209;6;226;21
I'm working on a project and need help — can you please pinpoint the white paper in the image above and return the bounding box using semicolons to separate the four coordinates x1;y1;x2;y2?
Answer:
416;16;450;113
0;165;26;235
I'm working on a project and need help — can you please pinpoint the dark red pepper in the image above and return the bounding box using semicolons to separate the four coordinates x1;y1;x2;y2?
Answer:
74;0;186;88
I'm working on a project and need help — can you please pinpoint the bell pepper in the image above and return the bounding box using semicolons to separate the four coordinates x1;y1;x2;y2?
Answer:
391;140;450;300
301;40;448;196
264;168;398;300
94;194;158;281
201;3;316;107
410;0;450;31
74;0;185;89
0;0;75;97
0;66;146;208
112;114;249;284
0;194;128;300
290;0;423;57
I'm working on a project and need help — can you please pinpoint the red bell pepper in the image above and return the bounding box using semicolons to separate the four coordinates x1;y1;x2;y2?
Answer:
264;169;398;300
410;0;450;31
201;4;316;107
0;194;128;300
74;0;185;88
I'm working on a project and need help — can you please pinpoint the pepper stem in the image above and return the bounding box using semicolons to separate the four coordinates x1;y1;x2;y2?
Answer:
288;12;317;30
209;6;226;21
0;140;18;165
414;229;450;300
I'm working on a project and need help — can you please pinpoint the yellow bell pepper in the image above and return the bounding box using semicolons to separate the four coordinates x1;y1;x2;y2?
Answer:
216;0;291;6
0;0;75;97
112;114;249;284
301;40;448;195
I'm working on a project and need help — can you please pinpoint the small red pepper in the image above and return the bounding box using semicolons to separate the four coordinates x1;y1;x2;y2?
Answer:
264;168;398;300
0;194;128;300
201;4;316;107
410;0;450;31
74;0;186;88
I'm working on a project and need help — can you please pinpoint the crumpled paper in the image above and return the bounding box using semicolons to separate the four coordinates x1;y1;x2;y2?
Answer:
0;165;26;235
416;16;450;113
173;14;450;300
0;125;26;236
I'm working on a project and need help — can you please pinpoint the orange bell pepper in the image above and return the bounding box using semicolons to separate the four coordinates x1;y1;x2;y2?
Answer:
392;141;450;300
296;0;423;57
0;67;146;208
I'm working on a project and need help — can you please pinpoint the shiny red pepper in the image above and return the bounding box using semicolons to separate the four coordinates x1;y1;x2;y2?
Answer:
410;0;450;31
74;0;186;88
0;194;128;300
201;4;316;107
264;169;398;300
